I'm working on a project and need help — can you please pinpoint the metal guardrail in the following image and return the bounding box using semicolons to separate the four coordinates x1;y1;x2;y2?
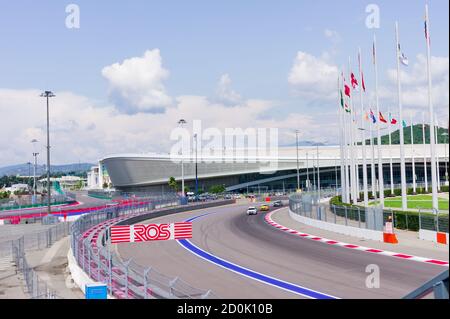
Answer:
289;189;449;233
70;195;223;299
403;270;449;299
2;222;71;299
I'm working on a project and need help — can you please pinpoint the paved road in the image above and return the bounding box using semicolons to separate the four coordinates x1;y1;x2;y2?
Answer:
117;203;445;299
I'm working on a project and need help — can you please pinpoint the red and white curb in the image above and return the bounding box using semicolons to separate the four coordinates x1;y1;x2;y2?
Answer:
265;211;449;267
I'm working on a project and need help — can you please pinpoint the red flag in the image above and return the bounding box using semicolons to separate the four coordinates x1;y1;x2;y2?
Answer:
350;73;358;90
361;73;366;92
344;84;351;97
379;112;387;123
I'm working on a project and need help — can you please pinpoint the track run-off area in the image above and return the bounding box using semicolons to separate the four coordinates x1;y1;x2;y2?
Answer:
116;202;446;299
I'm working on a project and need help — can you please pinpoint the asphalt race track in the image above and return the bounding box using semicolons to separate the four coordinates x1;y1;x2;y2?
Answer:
117;203;445;299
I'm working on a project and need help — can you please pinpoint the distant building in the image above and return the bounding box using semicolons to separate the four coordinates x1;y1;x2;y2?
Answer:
87;162;111;189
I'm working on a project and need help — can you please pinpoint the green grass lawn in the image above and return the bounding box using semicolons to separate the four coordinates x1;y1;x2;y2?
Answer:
370;195;449;211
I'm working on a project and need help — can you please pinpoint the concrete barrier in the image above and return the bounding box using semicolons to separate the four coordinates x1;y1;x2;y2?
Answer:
289;209;384;242
419;229;449;245
67;247;114;299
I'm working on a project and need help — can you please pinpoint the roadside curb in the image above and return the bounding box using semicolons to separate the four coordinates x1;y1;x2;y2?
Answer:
265;210;449;267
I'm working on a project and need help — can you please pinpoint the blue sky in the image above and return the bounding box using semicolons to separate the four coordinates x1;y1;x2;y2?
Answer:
0;1;448;165
0;1;447;101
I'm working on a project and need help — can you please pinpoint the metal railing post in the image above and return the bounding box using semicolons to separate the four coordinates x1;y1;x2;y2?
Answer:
333;205;337;224
358;207;361;228
344;206;348;226
144;267;151;299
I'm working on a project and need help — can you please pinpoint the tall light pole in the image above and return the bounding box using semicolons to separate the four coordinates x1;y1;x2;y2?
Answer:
194;133;198;197
306;152;309;191
31;139;39;201
178;119;187;198
443;132;449;184
316;144;320;199
295;130;300;190
40;91;55;216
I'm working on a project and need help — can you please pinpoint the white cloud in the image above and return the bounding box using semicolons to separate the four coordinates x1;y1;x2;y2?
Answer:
288;51;339;100
101;49;172;113
0;89;319;167
216;74;241;104
383;54;449;118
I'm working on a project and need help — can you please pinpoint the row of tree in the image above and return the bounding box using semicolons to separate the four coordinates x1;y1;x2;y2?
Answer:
167;177;226;194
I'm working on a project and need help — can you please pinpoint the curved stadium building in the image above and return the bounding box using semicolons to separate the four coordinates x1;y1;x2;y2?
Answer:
100;145;449;193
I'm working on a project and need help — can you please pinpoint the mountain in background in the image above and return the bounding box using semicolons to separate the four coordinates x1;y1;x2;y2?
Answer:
281;140;328;147
0;163;94;177
361;125;448;145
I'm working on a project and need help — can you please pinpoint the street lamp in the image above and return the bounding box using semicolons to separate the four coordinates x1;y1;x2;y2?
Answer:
295;130;300;191
178;119;187;198
31;139;39;201
40;90;55;216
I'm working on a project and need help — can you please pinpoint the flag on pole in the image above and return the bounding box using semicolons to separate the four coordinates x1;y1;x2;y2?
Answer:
379;112;388;123
424;15;429;42
398;44;409;66
402;120;408;128
351;72;359;90
389;113;397;125
364;111;369;121
369;109;377;124
345;103;351;113
340;90;344;108
358;51;366;92
344;83;351;97
372;41;376;65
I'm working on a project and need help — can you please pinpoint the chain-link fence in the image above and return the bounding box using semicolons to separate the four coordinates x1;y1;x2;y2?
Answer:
70;195;221;299
289;192;449;233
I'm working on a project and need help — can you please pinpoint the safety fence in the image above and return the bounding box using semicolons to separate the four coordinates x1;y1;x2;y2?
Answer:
0;222;71;298
70;195;222;299
290;192;449;233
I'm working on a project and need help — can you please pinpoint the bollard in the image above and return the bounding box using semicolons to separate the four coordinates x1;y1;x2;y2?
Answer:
344;206;348;226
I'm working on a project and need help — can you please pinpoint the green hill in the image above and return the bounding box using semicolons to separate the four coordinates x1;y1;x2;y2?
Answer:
360;125;448;145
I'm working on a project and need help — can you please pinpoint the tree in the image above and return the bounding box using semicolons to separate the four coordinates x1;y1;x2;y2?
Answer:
168;177;179;192
209;185;226;194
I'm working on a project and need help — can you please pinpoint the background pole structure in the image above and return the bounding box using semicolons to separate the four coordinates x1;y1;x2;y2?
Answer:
40;91;55;216
306;152;310;191
370;126;377;202
435;117;441;191
411;115;416;194
358;48;369;206
338;76;346;201
422;112;429;192
316;144;321;200
394;24;407;210
178;119;187;199
348;57;357;204
296;130;300;190
425;5;439;213
388;108;395;196
343;72;350;204
373;35;385;207
194;133;199;196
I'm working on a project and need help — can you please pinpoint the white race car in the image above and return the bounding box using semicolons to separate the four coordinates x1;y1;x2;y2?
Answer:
246;206;257;215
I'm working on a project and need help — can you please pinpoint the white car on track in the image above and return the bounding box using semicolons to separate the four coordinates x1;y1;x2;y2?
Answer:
246;206;257;215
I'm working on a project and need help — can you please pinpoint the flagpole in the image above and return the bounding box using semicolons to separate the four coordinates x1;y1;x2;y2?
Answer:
358;48;369;206
370;124;377;201
338;76;347;202
394;24;407;210
388;107;395;195
435;116;441;191
348;57;357;204
342;69;351;203
373;34;385;207
425;5;439;213
411;115;416;194
422;112;429;192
